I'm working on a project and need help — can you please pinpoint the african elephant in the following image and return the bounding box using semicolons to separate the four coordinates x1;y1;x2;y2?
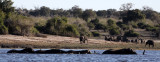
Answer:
79;36;84;44
7;47;34;53
79;36;88;44
116;36;122;42
145;40;154;47
102;48;137;54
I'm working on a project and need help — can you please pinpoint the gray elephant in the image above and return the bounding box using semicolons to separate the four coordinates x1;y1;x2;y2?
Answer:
79;35;88;44
145;40;154;47
79;36;84;44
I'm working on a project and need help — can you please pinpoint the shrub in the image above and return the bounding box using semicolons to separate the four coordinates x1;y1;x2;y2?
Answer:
109;28;120;35
146;26;159;32
0;10;8;34
107;19;116;26
137;22;146;29
63;25;80;37
92;32;100;37
124;30;140;37
95;23;106;30
6;13;38;36
90;18;99;25
45;17;80;37
87;22;95;30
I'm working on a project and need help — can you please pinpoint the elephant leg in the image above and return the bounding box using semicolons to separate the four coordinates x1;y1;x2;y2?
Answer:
152;44;154;47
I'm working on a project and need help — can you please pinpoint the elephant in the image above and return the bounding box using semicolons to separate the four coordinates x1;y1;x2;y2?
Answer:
67;50;91;54
102;48;137;54
79;36;88;44
105;35;110;41
7;47;34;53
116;36;122;42
79;36;84;44
35;49;66;54
145;40;154;47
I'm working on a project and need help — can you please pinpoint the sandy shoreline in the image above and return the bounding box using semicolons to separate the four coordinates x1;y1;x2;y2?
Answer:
0;35;160;50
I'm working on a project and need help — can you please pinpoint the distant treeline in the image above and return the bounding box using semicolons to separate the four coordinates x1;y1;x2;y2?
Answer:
0;0;160;37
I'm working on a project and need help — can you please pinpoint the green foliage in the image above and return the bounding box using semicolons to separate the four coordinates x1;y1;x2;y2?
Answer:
0;0;14;13
137;22;147;29
146;26;159;32
107;19;121;35
87;22;95;30
109;28;120;35
96;10;107;17
78;24;91;37
90;18;99;25
122;9;145;24
6;13;37;36
0;10;8;34
63;25;80;37
82;9;96;21
70;5;83;17
39;6;51;16
124;30;140;37
45;17;80;37
107;19;116;26
92;32;100;37
95;23;106;30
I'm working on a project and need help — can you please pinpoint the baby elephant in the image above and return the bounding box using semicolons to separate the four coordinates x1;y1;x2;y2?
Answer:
145;40;154;47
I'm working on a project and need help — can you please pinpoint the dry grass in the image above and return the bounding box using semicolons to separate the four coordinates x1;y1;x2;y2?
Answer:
0;35;160;50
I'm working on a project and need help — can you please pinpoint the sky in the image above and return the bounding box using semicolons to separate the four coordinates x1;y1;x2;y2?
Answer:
12;0;160;12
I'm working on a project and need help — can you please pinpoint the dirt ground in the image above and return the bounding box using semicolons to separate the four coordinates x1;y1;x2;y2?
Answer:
0;35;115;44
0;35;159;50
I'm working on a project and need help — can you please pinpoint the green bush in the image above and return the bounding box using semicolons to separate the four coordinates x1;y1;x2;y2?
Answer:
45;17;80;37
146;26;159;32
107;19;116;26
0;10;8;34
5;13;38;36
109;28;120;35
92;32;100;37
137;22;146;29
124;30;140;37
63;25;80;37
87;22;95;30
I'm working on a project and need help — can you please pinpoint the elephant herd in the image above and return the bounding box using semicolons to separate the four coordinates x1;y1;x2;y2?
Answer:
7;48;91;54
79;35;154;47
104;35;154;47
7;48;137;54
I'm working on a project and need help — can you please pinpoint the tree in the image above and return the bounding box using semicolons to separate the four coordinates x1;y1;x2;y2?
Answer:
70;5;83;17
87;22;95;30
39;6;51;16
0;10;8;34
82;9;96;21
107;19;116;26
0;0;14;13
45;17;79;37
106;9;117;17
122;9;145;23
96;10;107;17
90;18;99;25
119;3;134;11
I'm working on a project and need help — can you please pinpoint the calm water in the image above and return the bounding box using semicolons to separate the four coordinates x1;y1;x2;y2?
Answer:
0;49;160;62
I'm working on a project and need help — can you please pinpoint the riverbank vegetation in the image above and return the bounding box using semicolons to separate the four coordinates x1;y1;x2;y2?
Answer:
0;0;160;49
0;0;160;38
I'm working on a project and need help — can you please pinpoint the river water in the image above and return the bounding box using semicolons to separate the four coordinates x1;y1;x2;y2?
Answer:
0;49;160;62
